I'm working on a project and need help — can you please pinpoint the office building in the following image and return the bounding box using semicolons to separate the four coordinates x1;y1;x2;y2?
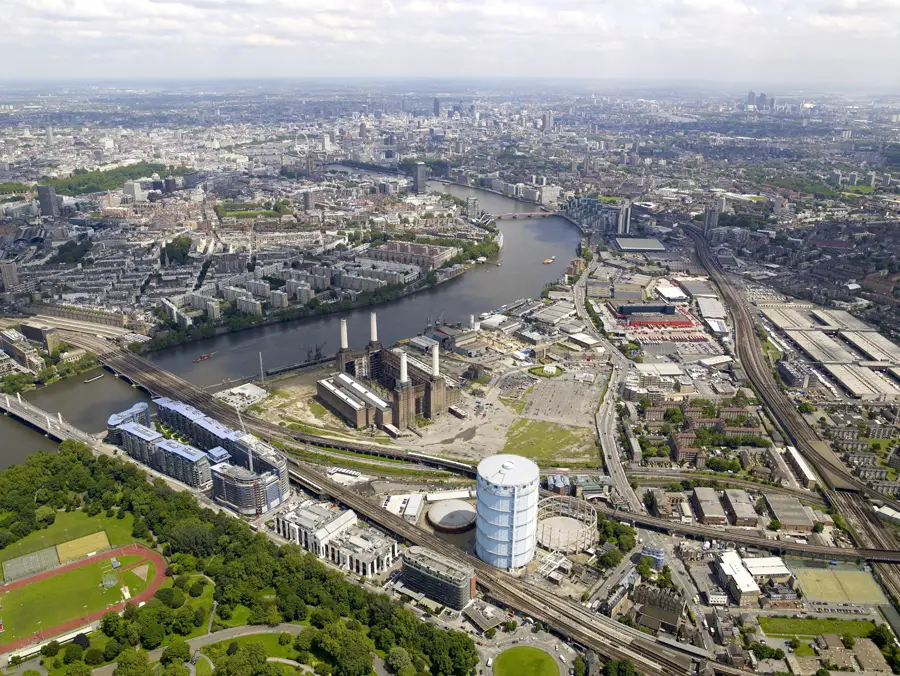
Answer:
276;502;358;554
0;329;45;372
401;546;476;610
703;203;719;237
617;199;632;235
641;544;665;571
37;186;60;218
276;502;398;576
211;462;282;516
542;111;553;132
414;162;427;194
433;98;441;117
18;321;61;352
0;261;19;290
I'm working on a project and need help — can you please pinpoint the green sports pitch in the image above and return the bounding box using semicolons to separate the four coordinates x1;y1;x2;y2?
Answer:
0;555;142;642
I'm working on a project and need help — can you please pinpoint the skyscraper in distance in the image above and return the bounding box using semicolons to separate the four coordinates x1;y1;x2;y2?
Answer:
433;98;441;117
414;162;427;194
37;185;59;217
0;261;19;290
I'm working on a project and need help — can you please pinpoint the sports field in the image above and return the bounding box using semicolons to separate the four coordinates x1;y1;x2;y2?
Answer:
0;555;140;642
0;510;137;565
57;531;111;564
759;617;876;637
794;568;887;604
0;545;166;653
493;647;558;676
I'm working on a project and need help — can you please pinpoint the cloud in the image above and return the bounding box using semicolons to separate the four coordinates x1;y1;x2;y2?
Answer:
0;0;898;86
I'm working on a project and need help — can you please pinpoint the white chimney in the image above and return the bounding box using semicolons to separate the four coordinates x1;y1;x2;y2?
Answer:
469;314;475;330
432;344;440;376
340;318;349;350
399;351;409;384
370;312;378;343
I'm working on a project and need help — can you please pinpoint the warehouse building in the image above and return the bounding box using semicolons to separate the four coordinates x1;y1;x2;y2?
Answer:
692;487;727;525
741;556;791;583
765;493;814;532
785;446;817;489
716;551;760;606
401;546;476;610
722;489;759;527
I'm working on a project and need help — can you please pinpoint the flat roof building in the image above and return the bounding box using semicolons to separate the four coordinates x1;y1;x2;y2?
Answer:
722;489;759;527
402;546;476;610
741;556;791;582
765;493;814;531
692;487;727;525
716;550;760;606
153;438;213;490
785;446;817;489
615;237;665;252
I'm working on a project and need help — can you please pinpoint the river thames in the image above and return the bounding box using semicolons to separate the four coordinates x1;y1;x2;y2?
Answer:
0;182;582;466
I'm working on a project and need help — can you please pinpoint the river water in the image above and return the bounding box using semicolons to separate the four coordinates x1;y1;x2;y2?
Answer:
0;182;582;464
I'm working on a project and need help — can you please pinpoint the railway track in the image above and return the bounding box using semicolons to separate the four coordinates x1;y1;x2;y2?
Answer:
686;227;900;600
626;470;827;505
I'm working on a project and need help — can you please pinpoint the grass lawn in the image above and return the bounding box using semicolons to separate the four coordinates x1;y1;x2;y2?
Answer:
204;633;299;663
794;643;816;657
865;438;897;453
503;418;596;464
760;617;875;637
0;555;143;641
0;510;139;564
493;646;558;676
195;656;213;676
216;603;253;628
121;561;156;596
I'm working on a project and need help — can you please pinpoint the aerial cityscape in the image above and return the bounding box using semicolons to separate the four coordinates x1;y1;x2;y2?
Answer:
2;13;900;676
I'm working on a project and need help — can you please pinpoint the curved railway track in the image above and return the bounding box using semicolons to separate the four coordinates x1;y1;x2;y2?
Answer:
686;227;900;601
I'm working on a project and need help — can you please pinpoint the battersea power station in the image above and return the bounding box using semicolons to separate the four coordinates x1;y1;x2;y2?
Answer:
316;312;462;435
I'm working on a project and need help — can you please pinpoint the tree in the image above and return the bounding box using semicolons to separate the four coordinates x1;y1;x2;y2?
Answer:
599;547;623;568
574;655;587;676
41;640;61;657
189;580;205;597
870;623;894;649
842;634;856;649
173;605;196;635
65;663;93;676
386;646;412;674
114;649;153;676
637;556;654;579
102;611;124;637
156;586;186;609
84;648;105;665
798;402;816;414
813;522;825;533
104;639;123;662
64;644;84;664
227;642;240;656
789;638;801;650
484;628;496;639
279;632;292;646
139;620;166;649
161;640;191;665
768;519;782;531
73;633;91;649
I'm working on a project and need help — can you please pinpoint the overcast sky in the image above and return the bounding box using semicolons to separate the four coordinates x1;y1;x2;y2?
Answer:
3;0;900;88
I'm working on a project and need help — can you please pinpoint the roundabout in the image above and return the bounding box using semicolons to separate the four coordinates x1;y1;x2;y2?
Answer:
493;646;559;676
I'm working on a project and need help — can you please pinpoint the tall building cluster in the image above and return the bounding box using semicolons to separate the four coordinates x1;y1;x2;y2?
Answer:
107;397;289;515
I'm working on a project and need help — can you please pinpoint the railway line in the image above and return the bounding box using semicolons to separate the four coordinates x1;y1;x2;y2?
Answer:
625;470;827;506
686;227;900;599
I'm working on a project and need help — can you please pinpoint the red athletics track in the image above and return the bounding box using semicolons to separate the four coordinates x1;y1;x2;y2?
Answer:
0;543;166;655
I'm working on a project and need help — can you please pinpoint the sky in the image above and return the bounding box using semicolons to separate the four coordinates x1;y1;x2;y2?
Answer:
2;0;900;88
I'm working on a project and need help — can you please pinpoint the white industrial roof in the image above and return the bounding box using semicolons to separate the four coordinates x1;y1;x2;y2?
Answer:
719;550;760;594
320;379;364;411
786;446;816;482
569;332;599;346
742;556;791;578
477;454;539;488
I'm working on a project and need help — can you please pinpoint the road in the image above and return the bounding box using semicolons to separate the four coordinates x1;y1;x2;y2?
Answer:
573;262;643;512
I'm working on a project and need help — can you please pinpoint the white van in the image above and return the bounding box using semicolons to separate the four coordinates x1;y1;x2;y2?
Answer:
487;658;493;668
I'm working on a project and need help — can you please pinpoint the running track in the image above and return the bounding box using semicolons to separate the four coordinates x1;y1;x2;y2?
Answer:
0;543;166;655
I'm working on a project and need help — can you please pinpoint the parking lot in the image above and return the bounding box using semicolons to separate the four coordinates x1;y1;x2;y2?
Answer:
522;370;606;427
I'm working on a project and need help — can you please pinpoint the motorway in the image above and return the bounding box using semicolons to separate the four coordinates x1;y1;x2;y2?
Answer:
573;261;644;512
